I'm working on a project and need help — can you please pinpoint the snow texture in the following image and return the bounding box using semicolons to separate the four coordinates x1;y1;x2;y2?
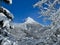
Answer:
0;0;60;45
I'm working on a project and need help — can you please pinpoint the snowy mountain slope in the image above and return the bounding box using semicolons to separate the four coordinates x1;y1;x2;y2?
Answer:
8;17;49;40
0;16;60;45
25;17;38;24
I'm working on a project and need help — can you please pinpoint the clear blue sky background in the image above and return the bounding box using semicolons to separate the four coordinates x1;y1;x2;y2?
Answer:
2;0;51;25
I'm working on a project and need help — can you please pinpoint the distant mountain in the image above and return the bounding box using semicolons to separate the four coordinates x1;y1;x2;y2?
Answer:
0;16;59;45
25;17;38;24
9;17;43;40
9;17;60;45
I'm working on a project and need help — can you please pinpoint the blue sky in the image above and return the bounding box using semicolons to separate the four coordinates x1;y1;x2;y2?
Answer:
2;0;51;25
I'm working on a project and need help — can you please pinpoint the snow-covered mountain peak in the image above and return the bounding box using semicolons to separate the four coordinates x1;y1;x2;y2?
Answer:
25;17;36;24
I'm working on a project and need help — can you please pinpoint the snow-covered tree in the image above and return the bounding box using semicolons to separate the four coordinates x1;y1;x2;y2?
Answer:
34;0;60;29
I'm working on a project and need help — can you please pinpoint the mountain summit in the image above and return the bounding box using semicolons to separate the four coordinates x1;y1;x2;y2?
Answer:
25;17;37;24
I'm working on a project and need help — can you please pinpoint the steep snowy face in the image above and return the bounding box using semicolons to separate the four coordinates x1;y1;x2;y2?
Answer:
25;17;37;24
24;17;43;28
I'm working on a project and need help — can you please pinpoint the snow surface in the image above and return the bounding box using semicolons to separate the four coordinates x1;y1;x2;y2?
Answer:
9;0;12;4
0;13;6;17
25;17;37;24
0;0;60;44
1;16;60;45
